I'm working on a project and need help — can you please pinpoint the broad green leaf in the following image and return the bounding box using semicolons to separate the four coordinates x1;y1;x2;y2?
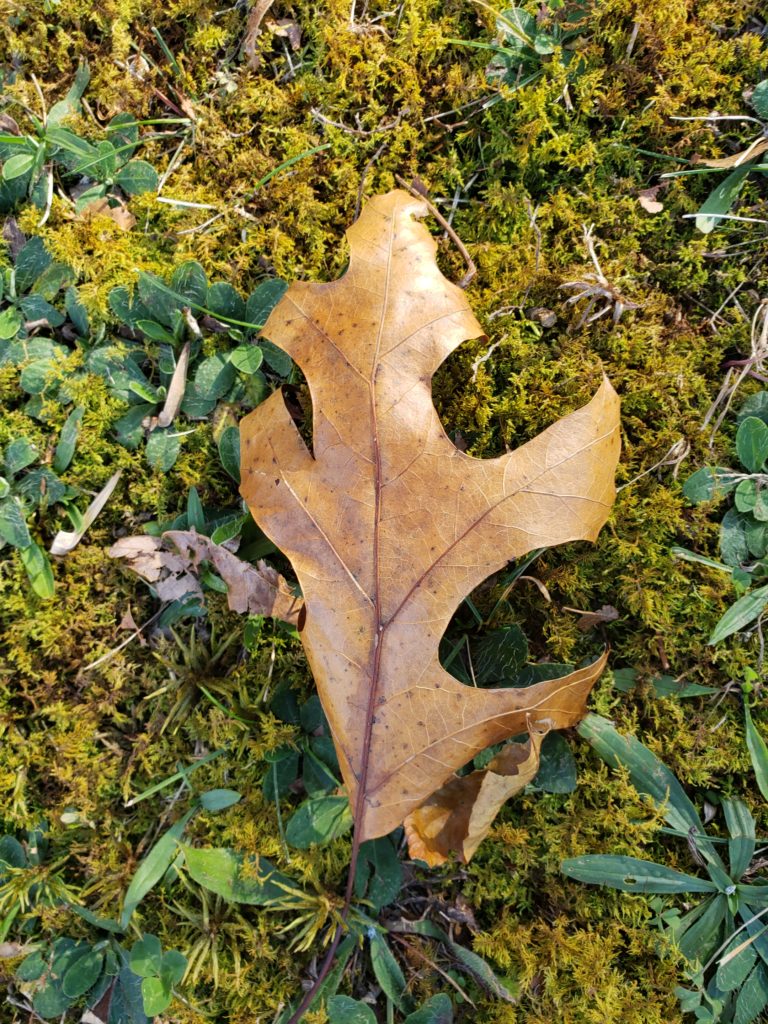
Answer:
181;845;294;904
198;788;241;812
17;467;67;506
146;428;181;472
284;795;353;849
136;319;176;343
2;152;36;180
695;162;755;234
171;261;208;307
355;836;403;910
496;7;536;51
64;287;89;337
739;392;768;425
62;947;104;998
114;405;154;449
218;426;241;482
33;980;71;1018
15;236;52;292
325;996;376;1023
533;731;577;793
160;949;186;987
19;358;57;395
734;963;768;1024
207;282;246;323
723;798;756;881
716;932;758;993
5;437;38;476
17;947;47;981
720;508;750;567
751;80;768;119
562;854;718;893
746;519;768;558
302;735;340;796
32;261;74;301
735;479;768;520
186;486;205;532
53;407;84;473
137;272;180;326
369;932;407;1011
246;279;288;330
262;748;301;801
0;307;21;339
682;466;739;504
108;284;151;328
745;703;768;802
19;294;65;327
404;994;454;1024
737;417;768;474
130;934;163;978
230;344;264;375
472;624;528;683
120;809;195;928
21;541;55;598
676;894;727;963
0;835;26;869
193;354;235;401
140;975;173;1017
116;159;158;195
260;339;293;376
47;61;90;127
709;585;768;644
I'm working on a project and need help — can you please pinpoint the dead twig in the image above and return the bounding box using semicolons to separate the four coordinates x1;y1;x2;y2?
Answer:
395;174;476;288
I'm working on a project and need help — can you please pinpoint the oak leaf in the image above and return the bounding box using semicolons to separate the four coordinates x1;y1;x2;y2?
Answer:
240;190;621;857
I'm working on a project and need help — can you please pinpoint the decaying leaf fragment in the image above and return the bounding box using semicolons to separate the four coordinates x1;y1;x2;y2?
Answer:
110;531;302;625
404;657;608;865
239;190;621;859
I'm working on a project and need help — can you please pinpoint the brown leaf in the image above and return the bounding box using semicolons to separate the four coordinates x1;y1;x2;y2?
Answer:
638;187;664;214
79;198;136;231
563;604;619;631
0;114;20;135
239;191;620;854
404;720;548;866
155;342;190;429
109;531;302;624
694;137;768;169
269;18;302;49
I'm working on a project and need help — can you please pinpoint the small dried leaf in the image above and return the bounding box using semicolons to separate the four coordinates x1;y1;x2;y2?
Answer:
110;531;302;624
563;603;619;631
155;341;190;429
638;188;664;214
50;471;122;556
0;114;20;135
269;18;302;49
79;198;136;231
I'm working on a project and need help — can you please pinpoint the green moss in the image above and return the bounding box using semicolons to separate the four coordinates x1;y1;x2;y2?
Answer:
2;0;768;1018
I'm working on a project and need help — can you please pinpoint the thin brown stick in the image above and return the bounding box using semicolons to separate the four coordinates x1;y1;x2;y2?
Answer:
395;175;476;288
